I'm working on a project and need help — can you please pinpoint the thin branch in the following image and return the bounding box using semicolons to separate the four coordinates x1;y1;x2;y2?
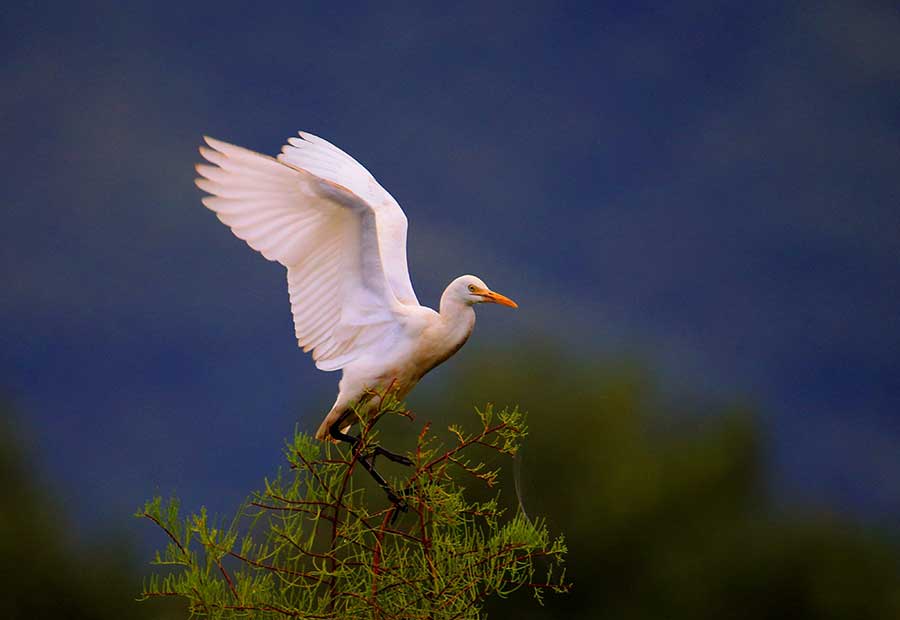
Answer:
250;501;338;523
215;555;240;602
227;550;322;582
140;512;187;556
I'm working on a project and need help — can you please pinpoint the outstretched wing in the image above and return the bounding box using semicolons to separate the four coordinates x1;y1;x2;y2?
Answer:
277;131;419;306
195;136;411;371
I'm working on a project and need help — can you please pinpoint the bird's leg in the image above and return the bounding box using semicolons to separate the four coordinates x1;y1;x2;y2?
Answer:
331;410;413;465
371;445;414;466
328;420;410;510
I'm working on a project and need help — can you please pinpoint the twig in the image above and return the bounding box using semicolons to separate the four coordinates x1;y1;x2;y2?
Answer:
140;512;187;556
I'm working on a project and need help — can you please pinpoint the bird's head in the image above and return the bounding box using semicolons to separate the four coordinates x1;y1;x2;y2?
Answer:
450;275;518;308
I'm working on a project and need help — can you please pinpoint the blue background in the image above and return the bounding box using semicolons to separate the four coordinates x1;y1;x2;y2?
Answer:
2;1;898;544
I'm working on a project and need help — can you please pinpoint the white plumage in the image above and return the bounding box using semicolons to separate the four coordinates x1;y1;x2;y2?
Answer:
195;131;517;441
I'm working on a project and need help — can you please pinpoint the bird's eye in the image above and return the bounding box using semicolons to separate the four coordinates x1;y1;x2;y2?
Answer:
468;284;476;292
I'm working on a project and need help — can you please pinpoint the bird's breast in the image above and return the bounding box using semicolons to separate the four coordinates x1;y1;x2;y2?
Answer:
343;308;474;400
412;313;475;378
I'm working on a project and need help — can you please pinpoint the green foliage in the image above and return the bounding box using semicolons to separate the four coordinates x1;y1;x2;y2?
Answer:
137;394;568;619
414;344;900;620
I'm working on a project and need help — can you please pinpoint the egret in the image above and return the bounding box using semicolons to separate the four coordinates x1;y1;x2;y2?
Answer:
195;131;517;501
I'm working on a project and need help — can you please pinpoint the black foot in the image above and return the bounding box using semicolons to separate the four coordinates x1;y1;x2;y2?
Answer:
328;418;412;516
327;418;411;466
388;491;408;524
371;446;413;467
386;484;409;512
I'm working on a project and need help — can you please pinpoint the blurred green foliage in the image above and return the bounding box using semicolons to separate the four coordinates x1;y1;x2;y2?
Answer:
0;402;183;620
403;343;900;619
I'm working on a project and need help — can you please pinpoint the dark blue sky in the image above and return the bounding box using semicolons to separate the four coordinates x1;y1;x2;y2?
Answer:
2;1;899;539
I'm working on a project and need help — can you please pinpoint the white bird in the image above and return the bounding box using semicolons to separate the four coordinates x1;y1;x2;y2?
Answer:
194;131;518;450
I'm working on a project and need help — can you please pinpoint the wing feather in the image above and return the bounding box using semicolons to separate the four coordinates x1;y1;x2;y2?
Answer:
277;131;419;306
196;135;413;371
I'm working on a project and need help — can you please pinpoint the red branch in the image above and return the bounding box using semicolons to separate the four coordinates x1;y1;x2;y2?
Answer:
227;550;322;582
140;512;187;556
407;421;511;489
250;501;338;523
370;507;394;613
221;603;334;618
215;556;240;601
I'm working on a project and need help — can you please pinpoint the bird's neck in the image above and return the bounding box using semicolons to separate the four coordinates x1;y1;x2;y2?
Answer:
434;294;476;354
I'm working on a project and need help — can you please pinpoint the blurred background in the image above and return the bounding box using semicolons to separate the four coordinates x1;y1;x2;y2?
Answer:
2;1;899;617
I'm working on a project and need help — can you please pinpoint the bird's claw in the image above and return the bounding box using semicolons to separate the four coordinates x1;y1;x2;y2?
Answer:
388;491;408;524
385;453;414;467
387;490;408;510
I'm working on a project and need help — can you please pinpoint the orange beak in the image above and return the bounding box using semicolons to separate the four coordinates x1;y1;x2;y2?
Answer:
477;289;518;308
